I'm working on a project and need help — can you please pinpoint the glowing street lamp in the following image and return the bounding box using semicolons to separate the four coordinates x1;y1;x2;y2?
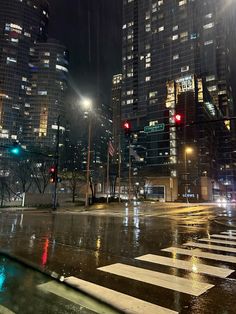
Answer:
185;147;193;155
184;147;193;203
81;97;93;207
81;97;92;111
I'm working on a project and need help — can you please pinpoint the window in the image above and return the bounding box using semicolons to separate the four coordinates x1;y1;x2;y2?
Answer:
172;34;179;41
179;0;187;6
6;57;17;64
56;65;68;72
181;65;189;72
203;22;214;30
204;39;213;45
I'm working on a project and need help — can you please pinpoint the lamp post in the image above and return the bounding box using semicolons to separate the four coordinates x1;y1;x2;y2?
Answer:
184;147;193;203
81;98;92;207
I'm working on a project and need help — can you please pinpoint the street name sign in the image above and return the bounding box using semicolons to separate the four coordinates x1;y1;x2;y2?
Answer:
144;124;165;133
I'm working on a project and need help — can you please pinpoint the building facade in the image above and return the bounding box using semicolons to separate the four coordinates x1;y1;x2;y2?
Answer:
111;74;122;151
121;0;236;201
27;39;69;150
0;0;49;145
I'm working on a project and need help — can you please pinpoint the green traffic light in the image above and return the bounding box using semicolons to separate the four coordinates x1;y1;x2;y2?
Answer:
10;147;20;155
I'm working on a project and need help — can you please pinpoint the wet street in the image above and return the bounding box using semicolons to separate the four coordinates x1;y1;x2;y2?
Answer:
0;202;236;313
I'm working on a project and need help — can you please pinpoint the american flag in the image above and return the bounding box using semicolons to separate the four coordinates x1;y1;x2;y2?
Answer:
108;141;115;157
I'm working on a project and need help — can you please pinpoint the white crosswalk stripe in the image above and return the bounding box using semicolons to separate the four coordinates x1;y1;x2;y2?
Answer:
64;277;178;314
199;237;236;246
162;246;236;263
184;241;236;253
135;254;233;278
208;234;236;240
98;263;214;296
221;231;236;236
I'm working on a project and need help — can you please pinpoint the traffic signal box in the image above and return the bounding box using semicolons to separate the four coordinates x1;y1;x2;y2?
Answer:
49;166;57;183
174;113;184;125
9;142;22;156
123;121;132;137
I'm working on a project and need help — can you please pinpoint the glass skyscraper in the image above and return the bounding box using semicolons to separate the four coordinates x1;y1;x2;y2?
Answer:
121;0;236;200
0;0;49;145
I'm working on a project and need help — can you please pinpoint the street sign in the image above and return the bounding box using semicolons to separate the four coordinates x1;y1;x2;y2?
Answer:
144;123;165;133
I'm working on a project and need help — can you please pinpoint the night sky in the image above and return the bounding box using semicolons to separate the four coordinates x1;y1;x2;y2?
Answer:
49;0;123;105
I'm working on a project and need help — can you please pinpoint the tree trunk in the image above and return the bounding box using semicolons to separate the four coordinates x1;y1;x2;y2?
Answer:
72;187;76;203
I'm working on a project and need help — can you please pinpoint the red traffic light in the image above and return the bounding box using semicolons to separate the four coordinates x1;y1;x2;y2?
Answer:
123;121;131;129
174;114;183;124
49;166;56;173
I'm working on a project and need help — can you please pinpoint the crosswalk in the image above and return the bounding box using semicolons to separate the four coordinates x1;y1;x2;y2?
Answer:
93;228;236;313
40;228;236;313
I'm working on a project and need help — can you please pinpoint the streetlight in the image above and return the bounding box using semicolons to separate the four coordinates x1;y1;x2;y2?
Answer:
184;147;193;203
81;98;92;207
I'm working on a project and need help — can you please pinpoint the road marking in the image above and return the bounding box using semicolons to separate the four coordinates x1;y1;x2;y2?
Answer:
65;276;178;314
135;254;233;278
162;247;236;264
200;238;236;246
184;242;236;254
222;232;236;236
0;305;15;314
98;263;214;296
210;234;236;240
38;281;119;314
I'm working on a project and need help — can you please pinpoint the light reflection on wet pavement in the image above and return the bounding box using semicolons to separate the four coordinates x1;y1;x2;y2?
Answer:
0;203;236;313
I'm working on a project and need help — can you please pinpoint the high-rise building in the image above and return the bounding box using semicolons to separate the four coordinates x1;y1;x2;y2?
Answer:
26;39;69;150
0;0;49;145
121;0;236;201
111;74;122;150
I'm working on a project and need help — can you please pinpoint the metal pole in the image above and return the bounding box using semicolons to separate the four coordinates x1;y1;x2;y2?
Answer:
118;134;121;203
53;115;60;211
85;117;92;207
128;140;131;202
185;150;189;204
106;148;110;204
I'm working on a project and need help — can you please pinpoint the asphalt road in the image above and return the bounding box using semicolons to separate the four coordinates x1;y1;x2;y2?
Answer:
0;202;236;313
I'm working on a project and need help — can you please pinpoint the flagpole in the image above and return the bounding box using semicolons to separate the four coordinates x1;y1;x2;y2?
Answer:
118;134;121;203
106;144;110;204
128;140;131;203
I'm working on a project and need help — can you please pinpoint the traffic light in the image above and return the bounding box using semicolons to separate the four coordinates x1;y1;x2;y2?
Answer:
123;121;131;137
174;113;183;125
49;166;57;183
10;142;21;156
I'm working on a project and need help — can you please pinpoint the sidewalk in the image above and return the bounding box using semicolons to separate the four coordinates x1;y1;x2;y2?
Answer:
0;201;229;214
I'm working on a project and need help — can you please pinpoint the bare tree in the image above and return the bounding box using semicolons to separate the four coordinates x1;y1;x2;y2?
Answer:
62;170;85;203
31;161;51;194
11;160;33;194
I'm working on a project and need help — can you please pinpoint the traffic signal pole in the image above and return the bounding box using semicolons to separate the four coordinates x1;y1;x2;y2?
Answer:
118;134;121;203
52;115;60;211
128;139;131;203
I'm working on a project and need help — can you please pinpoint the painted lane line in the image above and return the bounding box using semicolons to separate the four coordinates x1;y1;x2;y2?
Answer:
135;254;233;278
200;238;236;246
210;234;236;240
64;276;178;314
184;242;236;254
162;247;236;264
98;263;214;297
